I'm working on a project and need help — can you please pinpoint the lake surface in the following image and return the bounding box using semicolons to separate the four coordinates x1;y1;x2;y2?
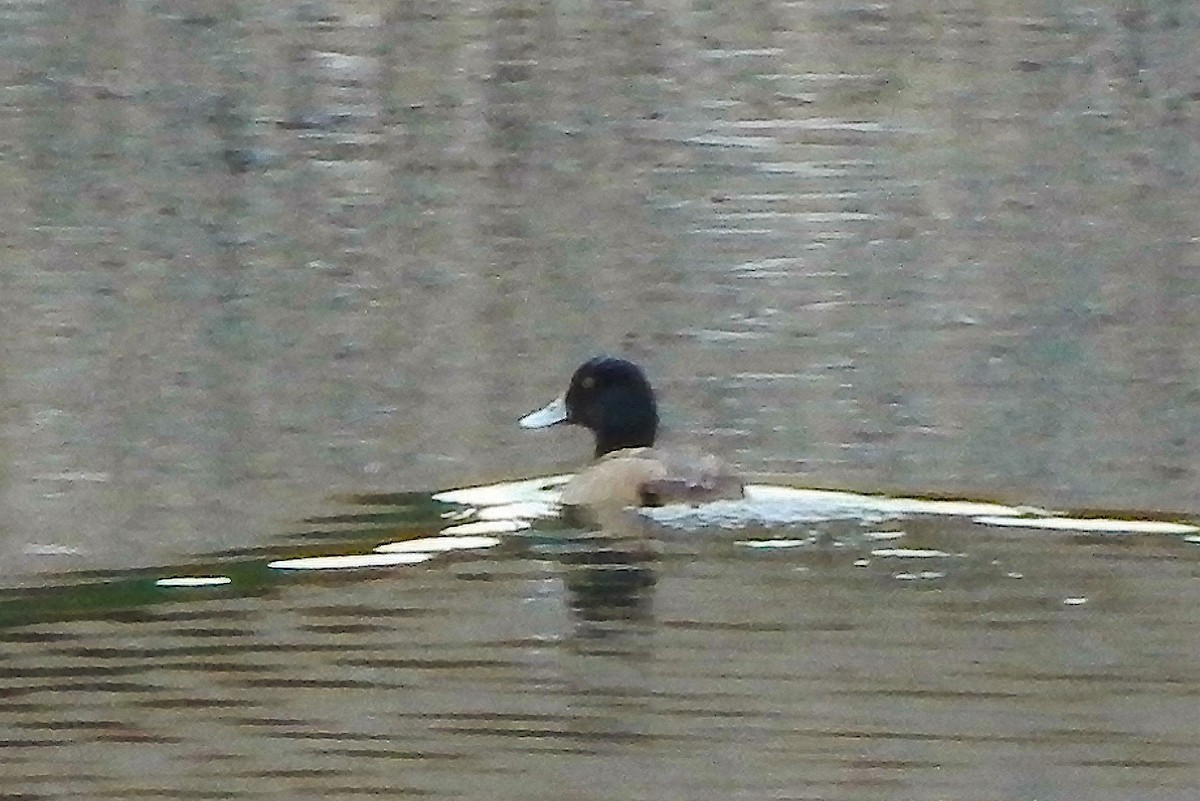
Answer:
3;482;1200;800
2;1;1199;798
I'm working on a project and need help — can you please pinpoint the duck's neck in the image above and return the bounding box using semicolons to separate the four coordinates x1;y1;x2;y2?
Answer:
592;392;657;458
594;429;655;458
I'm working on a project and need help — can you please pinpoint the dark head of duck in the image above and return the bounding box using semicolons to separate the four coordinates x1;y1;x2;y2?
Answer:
521;356;659;458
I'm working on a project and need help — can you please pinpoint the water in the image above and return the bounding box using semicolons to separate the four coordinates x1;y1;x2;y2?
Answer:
2;485;1199;799
2;0;1200;797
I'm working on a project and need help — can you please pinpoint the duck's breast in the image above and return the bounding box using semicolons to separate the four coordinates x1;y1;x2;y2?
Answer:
561;447;743;507
560;448;668;507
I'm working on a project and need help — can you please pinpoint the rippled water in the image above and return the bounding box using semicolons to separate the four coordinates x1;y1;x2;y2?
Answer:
2;0;1200;798
3;482;1200;799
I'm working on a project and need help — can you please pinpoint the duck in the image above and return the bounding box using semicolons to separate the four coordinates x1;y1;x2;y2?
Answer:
519;356;744;508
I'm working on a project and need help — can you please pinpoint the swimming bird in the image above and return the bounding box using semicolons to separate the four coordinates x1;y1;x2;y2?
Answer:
520;356;744;507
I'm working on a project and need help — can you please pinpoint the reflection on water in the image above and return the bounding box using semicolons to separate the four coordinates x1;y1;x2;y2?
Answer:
3;0;1200;798
4;0;1200;584
1;478;1199;798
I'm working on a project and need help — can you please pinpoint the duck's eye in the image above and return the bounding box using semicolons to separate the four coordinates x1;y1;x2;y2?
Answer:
581;376;595;389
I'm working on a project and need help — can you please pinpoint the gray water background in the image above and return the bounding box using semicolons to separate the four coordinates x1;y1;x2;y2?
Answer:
1;1;1199;799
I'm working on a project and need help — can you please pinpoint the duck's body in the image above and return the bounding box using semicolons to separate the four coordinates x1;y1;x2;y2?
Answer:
520;357;744;508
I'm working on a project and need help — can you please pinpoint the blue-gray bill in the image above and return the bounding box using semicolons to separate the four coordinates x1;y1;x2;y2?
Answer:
519;396;568;428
